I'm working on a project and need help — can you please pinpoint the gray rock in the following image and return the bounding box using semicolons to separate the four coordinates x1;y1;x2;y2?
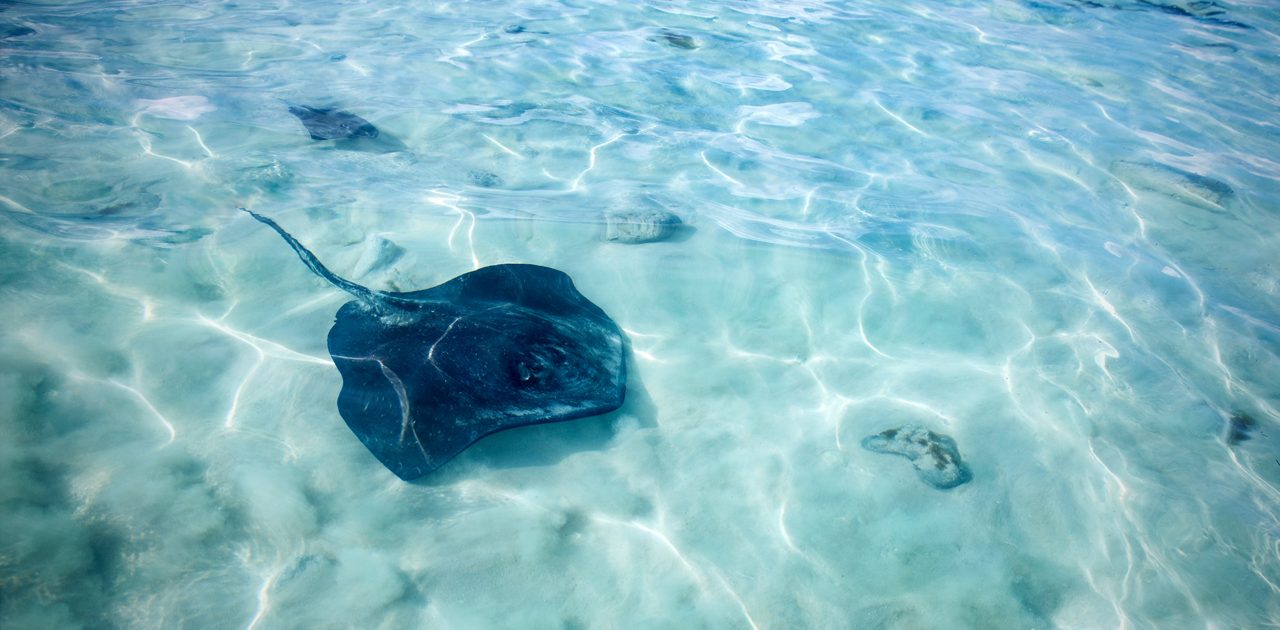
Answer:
468;170;502;188
861;425;972;490
605;210;683;244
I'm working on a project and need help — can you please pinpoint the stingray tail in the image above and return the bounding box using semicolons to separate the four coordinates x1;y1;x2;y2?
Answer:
239;208;382;307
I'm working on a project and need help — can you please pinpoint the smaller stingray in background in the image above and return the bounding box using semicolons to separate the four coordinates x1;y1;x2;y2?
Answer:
467;169;503;188
240;209;627;480
651;29;698;50
288;104;376;140
1225;411;1257;445
1;23;37;39
1027;0;1252;29
1110;159;1234;209
502;24;550;35
286;104;406;152
1133;0;1251;28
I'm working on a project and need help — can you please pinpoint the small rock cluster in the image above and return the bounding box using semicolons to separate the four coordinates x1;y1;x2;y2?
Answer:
861;425;972;490
604;210;684;244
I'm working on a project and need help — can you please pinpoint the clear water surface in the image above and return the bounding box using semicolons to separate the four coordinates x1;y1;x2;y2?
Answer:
2;0;1279;627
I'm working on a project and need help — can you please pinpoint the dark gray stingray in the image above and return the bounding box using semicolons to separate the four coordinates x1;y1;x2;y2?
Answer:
287;104;406;151
651;29;698;50
1023;0;1250;28
288;104;379;140
242;209;627;479
1226;411;1256;445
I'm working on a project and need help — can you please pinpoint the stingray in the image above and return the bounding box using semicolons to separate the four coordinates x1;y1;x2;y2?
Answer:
287;104;406;151
651;29;698;50
288;104;378;140
242;209;627;479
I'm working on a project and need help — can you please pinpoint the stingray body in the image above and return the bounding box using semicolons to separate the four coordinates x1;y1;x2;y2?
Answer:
243;209;626;479
288;105;380;141
286;104;406;152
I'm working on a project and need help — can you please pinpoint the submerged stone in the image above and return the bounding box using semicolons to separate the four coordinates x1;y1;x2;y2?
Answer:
861;425;972;490
605;209;683;244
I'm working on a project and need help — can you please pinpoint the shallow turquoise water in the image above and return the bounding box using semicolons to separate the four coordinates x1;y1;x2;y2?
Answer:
2;1;1279;627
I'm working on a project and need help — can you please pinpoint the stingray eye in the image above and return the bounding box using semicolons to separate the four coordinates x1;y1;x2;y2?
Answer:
516;361;535;382
511;356;547;386
510;343;566;387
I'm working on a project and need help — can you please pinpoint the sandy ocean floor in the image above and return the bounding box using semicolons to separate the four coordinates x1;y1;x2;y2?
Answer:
2;1;1279;627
